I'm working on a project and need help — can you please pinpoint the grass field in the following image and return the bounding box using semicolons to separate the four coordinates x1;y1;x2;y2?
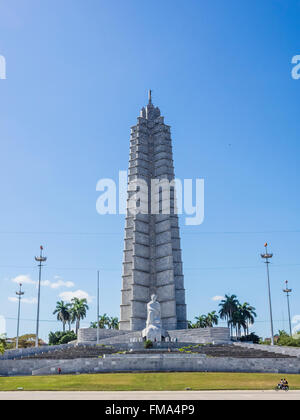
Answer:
0;372;299;391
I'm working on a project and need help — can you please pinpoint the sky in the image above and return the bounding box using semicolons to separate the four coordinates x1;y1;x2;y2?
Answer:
0;0;300;342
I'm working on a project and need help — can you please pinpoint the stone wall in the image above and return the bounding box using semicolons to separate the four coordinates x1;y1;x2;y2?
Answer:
0;343;74;361
1;353;300;377
0;359;58;376
77;327;230;345
77;328;128;343
168;327;230;344
234;342;300;358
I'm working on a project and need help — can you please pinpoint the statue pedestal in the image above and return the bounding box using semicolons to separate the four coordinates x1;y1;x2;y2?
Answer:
142;325;163;342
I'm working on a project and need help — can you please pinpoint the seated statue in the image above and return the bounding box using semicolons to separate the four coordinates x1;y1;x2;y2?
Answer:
142;294;163;342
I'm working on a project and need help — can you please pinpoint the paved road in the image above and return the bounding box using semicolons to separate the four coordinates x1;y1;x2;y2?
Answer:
0;390;299;400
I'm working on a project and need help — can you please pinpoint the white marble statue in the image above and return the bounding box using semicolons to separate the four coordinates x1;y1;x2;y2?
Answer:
142;294;163;342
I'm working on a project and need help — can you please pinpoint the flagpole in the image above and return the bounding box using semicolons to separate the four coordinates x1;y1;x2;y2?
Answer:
35;246;47;347
97;270;100;345
261;243;274;345
16;283;24;349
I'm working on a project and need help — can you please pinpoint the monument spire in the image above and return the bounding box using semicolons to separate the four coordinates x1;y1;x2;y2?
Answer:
120;95;187;332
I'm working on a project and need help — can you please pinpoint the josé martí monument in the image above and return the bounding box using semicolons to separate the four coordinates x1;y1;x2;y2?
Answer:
3;94;300;378
79;92;229;345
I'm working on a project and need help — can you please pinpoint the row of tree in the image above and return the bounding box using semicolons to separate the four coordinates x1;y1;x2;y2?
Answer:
1;294;257;350
219;294;257;337
48;330;77;345
188;295;257;338
54;294;256;339
189;311;219;328
90;314;119;330
54;300;120;333
0;334;45;350
0;335;6;354
53;298;89;335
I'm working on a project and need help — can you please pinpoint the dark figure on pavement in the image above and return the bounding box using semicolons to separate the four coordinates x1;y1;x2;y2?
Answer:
277;378;289;391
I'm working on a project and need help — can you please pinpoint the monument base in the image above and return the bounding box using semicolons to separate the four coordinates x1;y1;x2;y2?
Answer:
78;327;231;345
142;326;168;342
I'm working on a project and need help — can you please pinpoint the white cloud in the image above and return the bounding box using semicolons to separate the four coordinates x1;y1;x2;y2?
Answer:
59;289;93;303
292;315;300;324
24;298;38;304
48;279;74;289
8;297;18;303
11;274;35;285
8;297;37;304
41;279;74;289
41;280;51;287
11;274;74;290
212;295;224;301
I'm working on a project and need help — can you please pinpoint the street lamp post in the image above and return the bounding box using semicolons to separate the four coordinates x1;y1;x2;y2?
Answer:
261;243;274;345
97;270;100;345
283;280;292;336
16;283;24;349
35;246;47;347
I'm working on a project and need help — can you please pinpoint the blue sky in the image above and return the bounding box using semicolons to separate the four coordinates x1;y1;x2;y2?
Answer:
0;0;300;341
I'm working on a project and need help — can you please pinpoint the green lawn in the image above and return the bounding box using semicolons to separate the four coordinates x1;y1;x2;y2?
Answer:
0;372;299;391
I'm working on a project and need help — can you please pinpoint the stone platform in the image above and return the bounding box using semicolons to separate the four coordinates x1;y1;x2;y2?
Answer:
1;342;300;376
1;351;299;377
77;327;231;345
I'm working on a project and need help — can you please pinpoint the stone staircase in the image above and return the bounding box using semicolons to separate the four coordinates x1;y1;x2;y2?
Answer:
77;327;230;345
22;344;118;360
0;343;75;361
168;327;230;344
190;344;295;358
20;342;296;361
233;342;300;358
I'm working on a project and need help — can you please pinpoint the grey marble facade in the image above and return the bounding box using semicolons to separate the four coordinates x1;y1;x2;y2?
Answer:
120;93;187;331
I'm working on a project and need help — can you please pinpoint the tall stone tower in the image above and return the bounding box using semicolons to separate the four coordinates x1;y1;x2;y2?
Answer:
120;92;187;331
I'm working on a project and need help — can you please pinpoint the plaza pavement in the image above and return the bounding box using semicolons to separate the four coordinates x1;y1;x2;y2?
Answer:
0;390;299;400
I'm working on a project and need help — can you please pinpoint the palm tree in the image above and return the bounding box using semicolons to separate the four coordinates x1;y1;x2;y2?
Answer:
239;302;257;335
188;320;195;329
98;313;110;329
70;297;89;335
53;301;71;332
194;315;208;328
109;317;119;330
205;311;219;327
90;314;117;329
229;307;247;338
218;294;239;336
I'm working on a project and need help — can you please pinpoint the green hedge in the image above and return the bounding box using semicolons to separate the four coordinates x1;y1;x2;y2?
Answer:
48;331;77;345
